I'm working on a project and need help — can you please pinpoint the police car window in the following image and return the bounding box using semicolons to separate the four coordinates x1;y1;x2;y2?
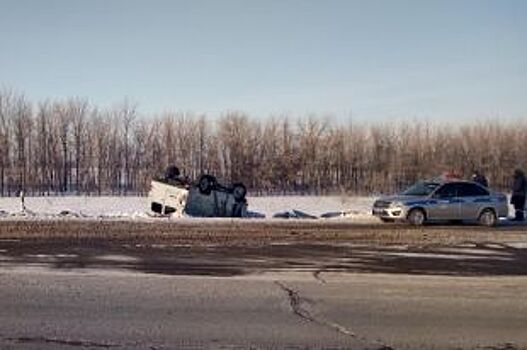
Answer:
403;182;440;196
434;183;457;197
457;183;489;197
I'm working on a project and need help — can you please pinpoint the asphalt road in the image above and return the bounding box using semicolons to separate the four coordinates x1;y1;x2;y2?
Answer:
1;269;527;350
1;220;527;349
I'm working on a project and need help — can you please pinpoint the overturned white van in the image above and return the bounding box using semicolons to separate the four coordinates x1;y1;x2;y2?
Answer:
148;166;248;218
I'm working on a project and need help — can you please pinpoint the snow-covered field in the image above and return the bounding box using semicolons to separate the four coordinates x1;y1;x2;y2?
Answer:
0;195;376;221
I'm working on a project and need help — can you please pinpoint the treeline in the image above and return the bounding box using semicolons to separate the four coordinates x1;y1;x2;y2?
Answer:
0;90;526;196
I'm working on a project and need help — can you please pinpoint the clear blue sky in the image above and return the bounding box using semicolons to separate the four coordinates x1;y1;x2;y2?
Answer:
1;0;526;121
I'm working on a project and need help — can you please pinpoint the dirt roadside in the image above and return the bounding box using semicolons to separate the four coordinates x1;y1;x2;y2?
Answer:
1;219;526;243
1;219;527;278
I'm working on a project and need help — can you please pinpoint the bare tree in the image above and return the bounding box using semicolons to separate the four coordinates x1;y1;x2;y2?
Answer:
12;94;32;194
68;98;89;193
1;89;527;196
116;100;136;194
0;90;14;195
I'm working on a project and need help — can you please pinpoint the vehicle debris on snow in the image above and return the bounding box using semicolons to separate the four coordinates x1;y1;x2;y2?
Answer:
272;209;318;219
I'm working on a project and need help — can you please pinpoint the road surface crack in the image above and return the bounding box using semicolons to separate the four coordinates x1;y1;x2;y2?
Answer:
274;281;354;336
4;335;119;348
275;281;315;322
476;342;519;350
274;281;395;350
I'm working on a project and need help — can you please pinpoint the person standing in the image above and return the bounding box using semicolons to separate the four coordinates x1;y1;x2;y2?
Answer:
511;169;526;221
472;170;488;188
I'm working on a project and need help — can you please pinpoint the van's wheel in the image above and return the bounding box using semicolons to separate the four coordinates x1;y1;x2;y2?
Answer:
164;165;180;180
479;208;497;227
232;183;247;202
407;209;426;226
198;175;216;195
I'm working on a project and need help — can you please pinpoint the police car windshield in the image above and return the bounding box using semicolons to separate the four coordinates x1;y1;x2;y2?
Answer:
402;181;440;196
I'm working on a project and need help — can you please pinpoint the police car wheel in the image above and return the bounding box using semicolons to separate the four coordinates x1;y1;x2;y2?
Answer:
407;209;426;226
479;209;497;227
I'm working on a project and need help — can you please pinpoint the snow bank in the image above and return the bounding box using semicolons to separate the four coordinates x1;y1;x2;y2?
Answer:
0;195;376;222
